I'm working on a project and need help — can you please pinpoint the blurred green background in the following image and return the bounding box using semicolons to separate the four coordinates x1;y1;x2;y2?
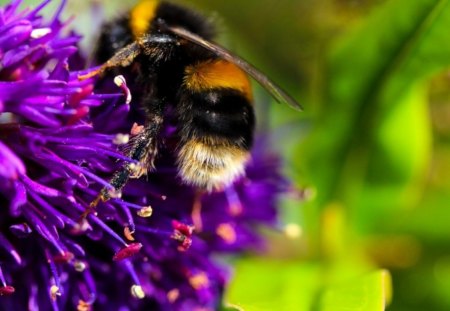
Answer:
15;0;450;310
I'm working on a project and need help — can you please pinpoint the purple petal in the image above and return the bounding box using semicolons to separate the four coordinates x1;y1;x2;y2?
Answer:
10;181;27;217
0;140;25;179
20;174;70;199
0;20;31;50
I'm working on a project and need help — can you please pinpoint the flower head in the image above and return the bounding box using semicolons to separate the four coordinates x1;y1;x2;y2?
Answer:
0;1;291;310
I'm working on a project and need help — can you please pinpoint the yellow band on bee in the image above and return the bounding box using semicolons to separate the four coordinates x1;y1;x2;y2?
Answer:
184;60;253;102
130;0;160;38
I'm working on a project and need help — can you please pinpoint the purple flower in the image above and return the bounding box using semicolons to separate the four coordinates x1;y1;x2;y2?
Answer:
0;1;292;310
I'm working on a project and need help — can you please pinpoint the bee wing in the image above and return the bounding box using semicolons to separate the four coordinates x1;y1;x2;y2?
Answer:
166;26;303;111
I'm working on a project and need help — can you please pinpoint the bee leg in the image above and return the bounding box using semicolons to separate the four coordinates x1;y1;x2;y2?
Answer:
78;41;141;80
128;162;148;179
191;190;205;232
104;119;163;194
79;190;108;220
82;110;164;220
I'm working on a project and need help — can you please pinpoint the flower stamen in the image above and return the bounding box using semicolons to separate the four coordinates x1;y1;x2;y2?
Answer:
124;260;145;299
225;186;243;216
30;27;52;39
137;205;153;218
191;190;203;232
114;75;132;104
130;284;145;299
0;266;14;296
53;251;74;264
9;223;32;238
0;285;15;296
216;223;237;244
167;288;179;303
0;266;8;287
74;261;87;272
113;243;143;261
49;284;61;301
113;133;130;145
77;299;91;311
171;232;192;252
188;272;209;290
171;221;194;252
124;226;135;241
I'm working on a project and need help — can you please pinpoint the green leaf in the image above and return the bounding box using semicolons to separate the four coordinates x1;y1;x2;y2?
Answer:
225;258;391;311
319;270;392;311
225;259;322;311
302;0;450;225
220;304;245;311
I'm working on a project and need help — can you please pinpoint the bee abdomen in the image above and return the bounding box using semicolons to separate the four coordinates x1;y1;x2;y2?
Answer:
177;138;250;191
189;89;254;148
176;91;254;190
176;59;255;191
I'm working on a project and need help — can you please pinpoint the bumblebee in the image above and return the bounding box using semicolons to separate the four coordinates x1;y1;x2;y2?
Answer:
83;0;301;217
